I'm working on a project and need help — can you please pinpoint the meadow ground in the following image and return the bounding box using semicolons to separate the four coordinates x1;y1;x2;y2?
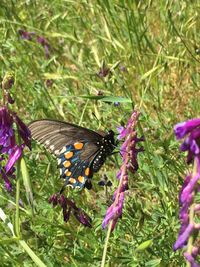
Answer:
0;1;199;266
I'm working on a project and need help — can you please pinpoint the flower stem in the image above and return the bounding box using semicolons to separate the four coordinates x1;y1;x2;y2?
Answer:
186;204;195;267
18;240;47;267
101;221;112;267
15;158;21;237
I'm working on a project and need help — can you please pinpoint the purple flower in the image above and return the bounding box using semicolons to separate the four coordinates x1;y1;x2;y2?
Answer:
174;119;200;139
36;36;50;58
174;119;200;163
18;29;35;40
97;64;110;78
0;107;15;154
114;102;120;107
5;144;24;173
174;223;194;250
97;90;104;96
119;65;127;72
48;194;58;207
102;192;124;231
45;79;53;88
117;126;127;139
98;174;112;187
174;117;200;265
1;169;13;191
103;111;143;230
184;252;200;267
13;114;31;149
180;173;199;204
49;194;92;227
18;30;50;58
73;208;92;228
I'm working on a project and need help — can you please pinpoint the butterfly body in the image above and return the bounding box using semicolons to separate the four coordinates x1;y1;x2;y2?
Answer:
28;120;116;190
92;130;115;172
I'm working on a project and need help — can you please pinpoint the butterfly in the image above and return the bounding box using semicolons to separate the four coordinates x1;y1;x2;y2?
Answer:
28;119;116;191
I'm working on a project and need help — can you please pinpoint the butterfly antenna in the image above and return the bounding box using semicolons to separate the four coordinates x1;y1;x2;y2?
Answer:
111;149;128;156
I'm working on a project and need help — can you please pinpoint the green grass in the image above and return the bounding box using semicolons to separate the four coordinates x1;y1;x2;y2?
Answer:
0;0;199;266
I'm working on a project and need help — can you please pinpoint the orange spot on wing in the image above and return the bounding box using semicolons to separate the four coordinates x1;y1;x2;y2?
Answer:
85;167;90;176
63;160;71;168
74;142;84;150
65;151;73;159
65;171;72;176
69;178;76;184
78;176;85;183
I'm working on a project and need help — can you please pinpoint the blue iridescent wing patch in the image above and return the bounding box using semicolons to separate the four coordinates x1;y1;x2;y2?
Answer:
58;142;92;189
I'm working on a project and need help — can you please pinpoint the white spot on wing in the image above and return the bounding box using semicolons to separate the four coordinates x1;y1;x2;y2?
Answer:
54;149;60;155
67;184;73;188
45;140;50;145
60;146;66;154
50;145;55;151
75;186;81;190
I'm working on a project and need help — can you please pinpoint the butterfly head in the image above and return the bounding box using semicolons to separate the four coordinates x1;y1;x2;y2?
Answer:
107;130;118;147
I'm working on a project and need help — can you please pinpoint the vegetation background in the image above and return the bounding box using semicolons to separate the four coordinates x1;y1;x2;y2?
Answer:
0;1;199;266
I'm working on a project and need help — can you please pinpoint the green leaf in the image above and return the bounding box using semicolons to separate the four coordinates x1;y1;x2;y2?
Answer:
136;239;153;251
20;157;34;208
145;259;162;267
140;66;160;80
79;95;132;103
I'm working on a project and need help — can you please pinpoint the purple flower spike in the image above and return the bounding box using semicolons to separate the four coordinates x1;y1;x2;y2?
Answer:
0;85;31;191
49;193;92;227
174;117;200;265
102;192;124;230
103;111;143;230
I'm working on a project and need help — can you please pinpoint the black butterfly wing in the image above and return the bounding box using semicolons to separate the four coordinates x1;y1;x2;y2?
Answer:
28;119;103;155
28;120;104;189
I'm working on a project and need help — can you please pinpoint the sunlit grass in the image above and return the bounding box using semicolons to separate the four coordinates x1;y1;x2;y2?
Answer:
0;1;199;266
